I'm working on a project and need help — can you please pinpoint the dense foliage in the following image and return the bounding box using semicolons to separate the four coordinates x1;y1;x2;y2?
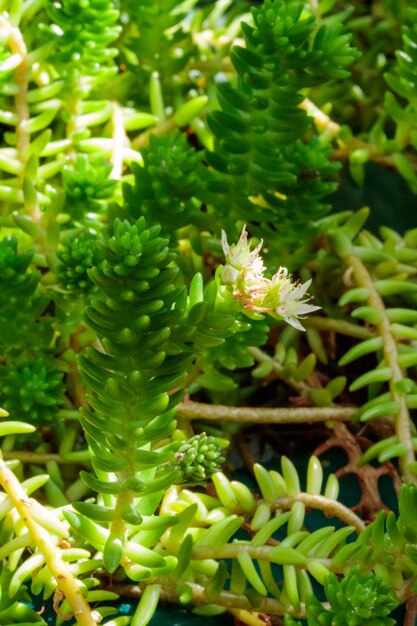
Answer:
0;1;416;625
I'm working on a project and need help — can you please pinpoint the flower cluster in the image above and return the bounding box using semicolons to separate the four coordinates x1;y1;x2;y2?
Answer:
220;226;320;331
174;433;225;482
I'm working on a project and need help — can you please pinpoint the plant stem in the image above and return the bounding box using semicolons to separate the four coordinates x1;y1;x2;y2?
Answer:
0;458;98;626
404;596;417;626
132;117;176;149
111;485;133;548
344;253;416;484
176;400;355;424
110;102;126;179
111;580;305;618
300;98;341;138
66;87;81;141
274;493;365;533
228;609;265;626
248;346;311;395
303;316;373;339
0;17;29;172
332;138;417;172
2;450;89;465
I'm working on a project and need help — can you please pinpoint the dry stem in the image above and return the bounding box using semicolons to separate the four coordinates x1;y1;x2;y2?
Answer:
176;400;355;424
344;253;416;484
0;457;98;626
0;17;29;167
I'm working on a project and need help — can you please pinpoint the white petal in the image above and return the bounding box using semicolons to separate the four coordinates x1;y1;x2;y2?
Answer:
293;279;312;298
285;316;306;331
294;303;321;315
221;230;230;257
271;267;289;284
238;225;248;245
221;264;239;284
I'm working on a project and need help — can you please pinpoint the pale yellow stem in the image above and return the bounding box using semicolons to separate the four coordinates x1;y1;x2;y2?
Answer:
110;102;126;179
0;16;43;220
2;450;89;465
176;400;355;424
345;253;416;484
303;315;373;339
132;117;176;150
275;493;365;533
248;346;311;395
0;458;98;626
112;580;304;618
300;98;341;138
228;609;265;626
0;16;29;166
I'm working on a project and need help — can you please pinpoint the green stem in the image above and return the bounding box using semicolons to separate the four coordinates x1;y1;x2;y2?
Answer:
0;17;29;172
332;138;417;172
2;450;90;465
66;88;81;141
303;316;373;339
111;486;133;544
344;253;416;483
300;98;340;138
176;400;355;424
110;101;126;179
274;493;365;533
132;117;176;150
0;458;98;626
56;409;82;420
248;346;311;395
111;580;305;618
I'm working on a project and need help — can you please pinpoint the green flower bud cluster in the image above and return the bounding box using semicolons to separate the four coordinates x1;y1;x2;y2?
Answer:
174;433;225;482
62;155;117;221
57;231;101;292
308;569;399;626
125;131;204;230
0;358;65;424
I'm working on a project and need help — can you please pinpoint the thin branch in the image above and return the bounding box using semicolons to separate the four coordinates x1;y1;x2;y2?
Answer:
303;316;373;340
176;400;355;424
274;493;365;533
228;609;266;626
110;102;126;179
0;17;29;170
0;458;98;626
332;139;417;173
344;253;416;484
404;596;417;626
111;580;306;618
2;450;90;465
300;98;341;138
248;346;310;395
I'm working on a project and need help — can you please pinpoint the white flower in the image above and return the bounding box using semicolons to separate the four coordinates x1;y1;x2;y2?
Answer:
271;273;321;331
220;264;240;285
221;226;265;279
219;229;320;330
